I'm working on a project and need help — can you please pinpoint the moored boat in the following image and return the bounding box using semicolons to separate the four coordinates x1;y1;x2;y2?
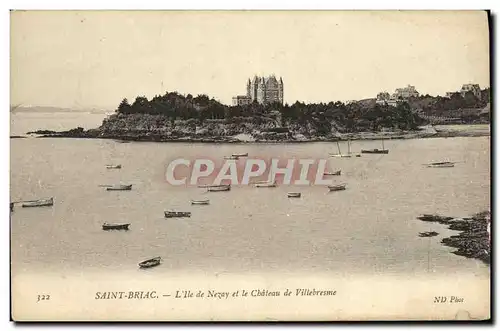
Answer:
328;184;346;192
255;181;277;188
139;256;161;268
191;199;210;205
425;162;455;168
360;148;389;154
361;139;389;154
224;156;239;160
10;202;14;212
106;184;133;191
207;185;231;192
102;223;130;230
106;164;122;169
287;192;301;198
164;210;192;218
418;231;439;238
324;170;341;176
21;197;54;208
231;153;248;157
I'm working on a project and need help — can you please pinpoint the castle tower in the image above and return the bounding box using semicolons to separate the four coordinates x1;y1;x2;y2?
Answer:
257;77;266;104
251;75;259;102
246;79;251;98
278;77;284;104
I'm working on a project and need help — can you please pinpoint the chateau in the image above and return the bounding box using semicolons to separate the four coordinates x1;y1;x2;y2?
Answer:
232;75;284;106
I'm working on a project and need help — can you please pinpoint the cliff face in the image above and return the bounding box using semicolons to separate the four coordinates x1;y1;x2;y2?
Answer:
96;113;345;141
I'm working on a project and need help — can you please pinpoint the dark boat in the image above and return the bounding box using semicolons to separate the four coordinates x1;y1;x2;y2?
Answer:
425;162;455;168
287;192;301;198
164;210;192;218
419;231;439;238
207;185;231;192
10;202;14;212
328;184;346;192
21;197;54;208
106;184;132;191
102;223;130;231
324;170;341;176
139;256;161;268
361;148;389;154
361;140;389;154
106;164;122;169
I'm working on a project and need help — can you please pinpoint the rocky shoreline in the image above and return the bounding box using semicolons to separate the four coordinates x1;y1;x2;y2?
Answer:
417;211;491;265
23;126;490;144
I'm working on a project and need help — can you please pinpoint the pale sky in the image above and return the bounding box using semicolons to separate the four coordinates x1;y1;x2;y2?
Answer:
10;10;490;110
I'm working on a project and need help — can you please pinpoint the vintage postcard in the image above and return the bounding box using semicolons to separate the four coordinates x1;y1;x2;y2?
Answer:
10;10;491;321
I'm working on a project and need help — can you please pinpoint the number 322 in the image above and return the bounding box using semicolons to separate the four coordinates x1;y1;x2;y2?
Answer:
37;294;50;302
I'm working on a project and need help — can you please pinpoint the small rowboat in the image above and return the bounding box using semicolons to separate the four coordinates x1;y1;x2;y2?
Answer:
139;256;161;269
207;185;231;192
102;223;130;231
287;192;301;198
164;210;192;218
106;164;122;169
231;153;248;157
191;199;210;205
324;170;341;176
10;202;14;212
328;184;346;192
255;181;277;188
106;184;132;191
361;149;389;154
198;184;228;188
425;162;455;168
329;153;352;158
419;231;439;238
224;156;239;160
22;197;54;208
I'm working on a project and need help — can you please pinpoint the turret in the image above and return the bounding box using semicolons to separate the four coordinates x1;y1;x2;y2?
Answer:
246;78;251;97
278;77;284;104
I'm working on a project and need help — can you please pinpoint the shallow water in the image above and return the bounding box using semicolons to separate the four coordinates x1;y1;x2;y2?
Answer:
10;112;490;278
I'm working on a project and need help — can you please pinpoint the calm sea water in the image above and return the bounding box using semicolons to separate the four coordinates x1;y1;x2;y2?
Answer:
10;112;491;278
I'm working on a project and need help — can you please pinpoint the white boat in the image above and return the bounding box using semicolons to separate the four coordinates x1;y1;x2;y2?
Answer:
328;184;346;192
106;164;122;169
255;181;277;188
224;156;239;160
231;153;248;157
21;197;54;208
287;192;301;198
191;199;210;205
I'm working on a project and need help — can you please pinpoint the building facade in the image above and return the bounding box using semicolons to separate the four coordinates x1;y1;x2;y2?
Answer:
232;95;252;106
393;85;420;99
232;75;284;106
460;84;481;98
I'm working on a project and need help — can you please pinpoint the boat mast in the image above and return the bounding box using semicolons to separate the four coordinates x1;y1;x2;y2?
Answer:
348;140;351;154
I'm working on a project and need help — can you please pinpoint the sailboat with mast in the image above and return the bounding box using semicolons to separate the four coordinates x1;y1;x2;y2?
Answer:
361;139;389;154
329;140;361;158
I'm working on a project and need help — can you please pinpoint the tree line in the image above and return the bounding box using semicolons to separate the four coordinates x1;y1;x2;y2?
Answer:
114;89;489;133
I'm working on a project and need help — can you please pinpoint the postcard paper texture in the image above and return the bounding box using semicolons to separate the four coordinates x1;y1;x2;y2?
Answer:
10;10;491;321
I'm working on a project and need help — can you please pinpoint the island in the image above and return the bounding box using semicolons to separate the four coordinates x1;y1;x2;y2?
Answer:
25;89;490;143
